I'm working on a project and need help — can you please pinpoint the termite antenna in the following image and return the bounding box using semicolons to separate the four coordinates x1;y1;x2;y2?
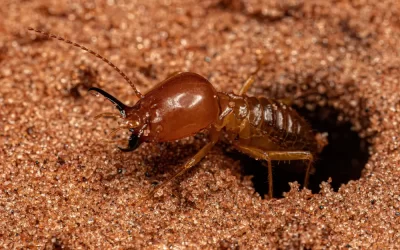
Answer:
27;27;144;99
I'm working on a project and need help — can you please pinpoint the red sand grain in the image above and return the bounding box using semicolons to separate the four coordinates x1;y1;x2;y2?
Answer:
1;0;400;249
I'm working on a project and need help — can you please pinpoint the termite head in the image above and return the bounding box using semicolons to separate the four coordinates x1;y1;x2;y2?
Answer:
90;72;220;152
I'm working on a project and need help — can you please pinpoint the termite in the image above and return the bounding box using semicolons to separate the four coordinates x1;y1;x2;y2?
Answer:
28;27;327;200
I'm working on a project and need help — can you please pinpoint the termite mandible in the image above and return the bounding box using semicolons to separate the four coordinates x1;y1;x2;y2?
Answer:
28;27;327;200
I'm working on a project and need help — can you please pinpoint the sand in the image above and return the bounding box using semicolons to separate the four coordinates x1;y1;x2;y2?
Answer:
1;0;399;248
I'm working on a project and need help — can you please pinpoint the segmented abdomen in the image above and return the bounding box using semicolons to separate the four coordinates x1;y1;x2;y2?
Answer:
251;96;317;151
217;93;317;153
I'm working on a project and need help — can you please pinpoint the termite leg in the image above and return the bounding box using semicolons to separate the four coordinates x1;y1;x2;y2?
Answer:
234;146;274;198
138;129;221;204
233;145;313;198
262;151;314;189
239;75;256;95
239;52;294;105
239;53;267;95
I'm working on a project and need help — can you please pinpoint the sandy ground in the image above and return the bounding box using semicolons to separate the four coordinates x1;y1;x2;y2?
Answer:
1;0;400;249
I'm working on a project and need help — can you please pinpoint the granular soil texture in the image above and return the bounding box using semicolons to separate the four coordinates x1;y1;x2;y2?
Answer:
1;0;400;249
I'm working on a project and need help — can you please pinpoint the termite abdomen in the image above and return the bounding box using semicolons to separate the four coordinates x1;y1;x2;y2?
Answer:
217;93;318;155
257;98;317;153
